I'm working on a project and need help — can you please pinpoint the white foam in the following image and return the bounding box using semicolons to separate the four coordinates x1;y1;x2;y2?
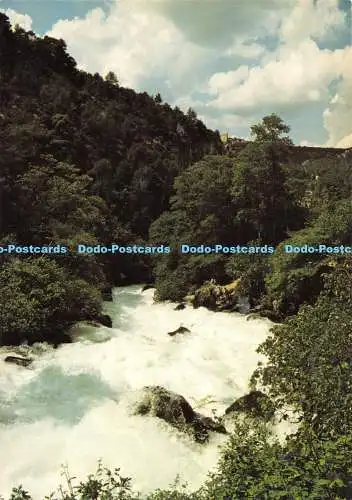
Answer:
0;285;272;499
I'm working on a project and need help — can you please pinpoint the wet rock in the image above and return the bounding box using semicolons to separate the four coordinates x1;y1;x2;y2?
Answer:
94;313;113;328
247;306;262;320
193;283;217;310
4;355;33;368
85;320;103;328
246;313;262;321
195;413;227;435
0;329;72;348
193;279;241;312
142;284;155;292
167;326;190;337
224;390;275;421
174;303;186;311
134;386;227;443
101;287;113;302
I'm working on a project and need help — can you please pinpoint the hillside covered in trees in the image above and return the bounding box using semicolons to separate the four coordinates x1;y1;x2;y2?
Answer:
0;12;222;345
1;12;352;499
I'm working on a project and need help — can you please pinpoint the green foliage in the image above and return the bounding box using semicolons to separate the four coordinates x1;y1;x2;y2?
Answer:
264;199;352;317
151;155;236;299
232;141;304;244
0;258;101;345
0;10;221;271
151;116;307;302
285;152;352;212
153;253;196;301
3;429;352;500
308;153;352;208
169;155;236;243
8;486;32;500
225;245;271;307
1;13;352;500
253;262;352;434
104;71;119;85
0;12;223;343
13;156;107;242
198;421;352;499
51;461;138;500
250;113;293;146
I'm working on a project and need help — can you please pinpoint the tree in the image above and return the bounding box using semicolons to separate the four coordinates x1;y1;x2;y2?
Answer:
186;107;197;121
250;113;293;146
169;155;236;243
14;155;108;242
231;115;304;243
104;70;119;85
150;155;237;300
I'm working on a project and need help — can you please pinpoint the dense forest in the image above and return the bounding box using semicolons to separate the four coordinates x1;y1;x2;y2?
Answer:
1;12;352;499
0;13;222;346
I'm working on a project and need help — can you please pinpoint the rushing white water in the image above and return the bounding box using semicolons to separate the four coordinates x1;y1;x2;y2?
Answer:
0;285;273;499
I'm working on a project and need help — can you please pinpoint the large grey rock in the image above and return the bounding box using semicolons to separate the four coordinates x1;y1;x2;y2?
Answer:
193;280;240;312
133;386;227;443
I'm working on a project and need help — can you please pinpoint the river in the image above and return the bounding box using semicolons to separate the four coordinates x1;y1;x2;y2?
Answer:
0;285;273;498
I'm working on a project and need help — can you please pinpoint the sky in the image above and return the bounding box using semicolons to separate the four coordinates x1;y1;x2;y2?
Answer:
1;0;351;147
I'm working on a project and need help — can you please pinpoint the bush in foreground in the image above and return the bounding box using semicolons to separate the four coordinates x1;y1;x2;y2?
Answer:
3;420;352;500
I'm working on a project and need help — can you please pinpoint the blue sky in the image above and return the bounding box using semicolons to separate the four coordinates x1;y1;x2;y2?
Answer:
1;0;351;147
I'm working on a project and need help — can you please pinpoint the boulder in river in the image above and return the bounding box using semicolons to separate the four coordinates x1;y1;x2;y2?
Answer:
174;303;186;311
93;313;113;328
224;390;275;421
133;386;227;443
142;284;155;292
4;355;33;368
167;326;190;337
193;279;241;312
246;313;262;321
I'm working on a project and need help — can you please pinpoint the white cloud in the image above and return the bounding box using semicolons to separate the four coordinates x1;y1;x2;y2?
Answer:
44;0;295;92
2;0;349;145
323;46;352;146
45;3;216;91
226;39;266;59
208;40;347;111
280;0;346;46
198;113;249;135
147;0;294;49
335;133;352;148
299;139;323;147
203;0;350;143
1;8;33;31
208;67;250;96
